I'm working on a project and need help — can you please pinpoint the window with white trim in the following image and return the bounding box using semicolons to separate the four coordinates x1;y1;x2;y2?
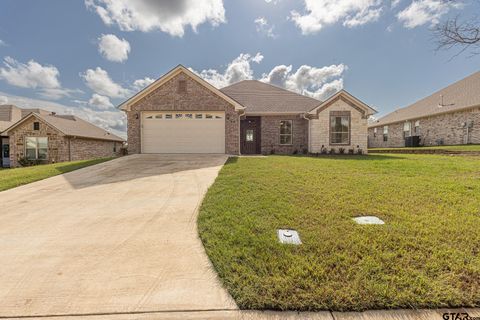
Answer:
280;120;293;145
403;122;411;138
330;113;350;145
383;126;388;142
414;120;420;134
26;137;48;160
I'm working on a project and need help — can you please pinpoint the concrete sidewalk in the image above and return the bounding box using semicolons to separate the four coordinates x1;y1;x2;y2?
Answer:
3;308;479;319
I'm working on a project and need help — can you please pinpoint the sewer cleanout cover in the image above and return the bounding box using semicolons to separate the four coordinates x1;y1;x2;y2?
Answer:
353;216;385;225
277;229;302;245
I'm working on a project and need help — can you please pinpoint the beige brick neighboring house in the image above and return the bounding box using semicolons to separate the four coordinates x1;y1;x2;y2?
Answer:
369;71;480;148
120;65;376;155
1;107;124;167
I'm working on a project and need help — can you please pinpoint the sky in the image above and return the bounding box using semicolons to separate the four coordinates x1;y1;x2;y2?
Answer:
0;0;479;137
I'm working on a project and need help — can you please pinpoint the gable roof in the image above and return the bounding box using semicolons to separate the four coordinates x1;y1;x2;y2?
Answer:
4;113;124;142
0;105;53;133
220;80;321;114
308;90;377;117
370;71;480;127
118;65;245;112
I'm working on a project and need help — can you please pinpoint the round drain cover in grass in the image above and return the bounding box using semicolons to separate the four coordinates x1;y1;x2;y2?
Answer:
353;216;385;225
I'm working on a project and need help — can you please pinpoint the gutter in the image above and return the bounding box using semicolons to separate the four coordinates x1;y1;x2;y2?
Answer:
302;113;311;152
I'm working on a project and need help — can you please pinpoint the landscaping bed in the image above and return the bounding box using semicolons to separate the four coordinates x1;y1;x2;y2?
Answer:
369;145;480;155
0;158;113;192
198;154;480;311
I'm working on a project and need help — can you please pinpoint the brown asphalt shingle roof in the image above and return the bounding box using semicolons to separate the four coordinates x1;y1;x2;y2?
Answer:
220;80;321;113
370;71;480;127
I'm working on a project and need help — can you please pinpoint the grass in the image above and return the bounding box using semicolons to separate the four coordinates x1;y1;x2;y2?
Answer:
0;158;112;192
369;144;480;152
198;154;480;311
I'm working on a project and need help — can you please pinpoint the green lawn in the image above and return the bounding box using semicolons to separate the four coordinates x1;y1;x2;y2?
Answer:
0;158;112;192
198;154;480;311
369;144;480;152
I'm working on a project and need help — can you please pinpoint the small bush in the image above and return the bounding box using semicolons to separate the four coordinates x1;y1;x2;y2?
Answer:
339;148;345;154
357;149;363;155
270;149;275;155
302;148;308;155
329;148;336;155
321;148;328;155
348;148;354;155
17;157;42;167
293;149;298;155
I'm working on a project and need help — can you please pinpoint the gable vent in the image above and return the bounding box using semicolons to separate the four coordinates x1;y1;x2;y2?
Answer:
177;80;187;94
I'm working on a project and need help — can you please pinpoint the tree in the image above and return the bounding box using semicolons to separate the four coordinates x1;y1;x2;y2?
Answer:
434;2;480;57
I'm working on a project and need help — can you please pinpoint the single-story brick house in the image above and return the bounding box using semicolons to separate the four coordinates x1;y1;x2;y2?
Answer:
368;71;480;148
0;104;124;167
120;65;376;155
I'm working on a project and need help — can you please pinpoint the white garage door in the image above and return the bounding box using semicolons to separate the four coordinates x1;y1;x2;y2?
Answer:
142;111;225;153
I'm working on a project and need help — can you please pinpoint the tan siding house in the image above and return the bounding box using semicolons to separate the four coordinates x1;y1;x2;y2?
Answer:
120;65;376;155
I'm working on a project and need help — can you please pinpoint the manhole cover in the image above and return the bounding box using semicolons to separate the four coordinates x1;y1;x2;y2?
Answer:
277;229;302;245
353;216;385;225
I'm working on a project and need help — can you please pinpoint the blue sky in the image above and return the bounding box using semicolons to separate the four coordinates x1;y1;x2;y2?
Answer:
0;0;479;136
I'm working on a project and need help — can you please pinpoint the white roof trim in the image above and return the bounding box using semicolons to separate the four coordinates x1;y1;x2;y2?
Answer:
308;90;377;116
118;65;245;112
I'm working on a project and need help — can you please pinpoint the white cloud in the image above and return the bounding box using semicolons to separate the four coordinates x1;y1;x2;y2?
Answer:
0;91;126;138
0;40;6;46
132;77;155;91
85;0;226;37
397;0;460;28
191;52;263;88
80;67;131;98
98;34;131;62
291;0;383;34
391;0;402;8
192;52;345;100
0;56;78;100
260;64;346;100
0;95;8;104
88;93;114;110
254;17;277;38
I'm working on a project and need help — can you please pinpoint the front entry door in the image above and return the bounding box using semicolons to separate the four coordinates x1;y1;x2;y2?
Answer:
241;117;261;154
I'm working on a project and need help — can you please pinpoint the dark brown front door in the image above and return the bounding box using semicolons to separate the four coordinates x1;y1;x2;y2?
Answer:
241;117;261;154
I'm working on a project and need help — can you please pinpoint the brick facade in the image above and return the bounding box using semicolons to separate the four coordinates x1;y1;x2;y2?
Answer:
310;98;369;153
260;115;308;154
8;116;120;167
126;72;240;154
368;107;480;148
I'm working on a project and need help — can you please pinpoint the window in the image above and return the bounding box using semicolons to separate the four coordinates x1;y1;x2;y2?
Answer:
165;114;172;119
26;137;48;160
33;122;40;130
175;113;183;119
185;113;193;119
145;115;153;119
330;113;350;145
373;128;377;138
403;122;411;138
206;114;213;119
113;142;117;153
195;114;203;119
414;120;420;134
155;114;163;119
280;120;293;145
177;80;187;93
246;129;254;142
383;126;388;142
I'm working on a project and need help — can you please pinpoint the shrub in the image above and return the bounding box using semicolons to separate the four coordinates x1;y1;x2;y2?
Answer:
329;148;336;155
357;149;363;155
270;149;275;155
302;148;308;155
17;157;42;167
293;149;298;155
321;147;328;155
348;148;354;155
339;148;345;154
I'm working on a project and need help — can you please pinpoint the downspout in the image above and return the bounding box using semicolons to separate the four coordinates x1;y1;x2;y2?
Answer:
302;113;311;153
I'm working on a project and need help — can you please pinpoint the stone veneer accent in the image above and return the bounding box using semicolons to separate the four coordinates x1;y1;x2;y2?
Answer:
260;115;308;154
310;98;369;153
368;107;480;148
126;72;240;154
8;116;120;167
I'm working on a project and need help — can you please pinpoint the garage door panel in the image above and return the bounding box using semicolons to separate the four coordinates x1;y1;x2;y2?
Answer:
142;112;225;153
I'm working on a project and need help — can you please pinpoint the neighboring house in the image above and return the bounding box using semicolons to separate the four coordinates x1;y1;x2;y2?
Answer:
120;65;376;155
0;104;124;167
369;71;480;148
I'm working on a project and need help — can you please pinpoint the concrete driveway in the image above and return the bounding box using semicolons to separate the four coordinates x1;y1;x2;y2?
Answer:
0;154;237;318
